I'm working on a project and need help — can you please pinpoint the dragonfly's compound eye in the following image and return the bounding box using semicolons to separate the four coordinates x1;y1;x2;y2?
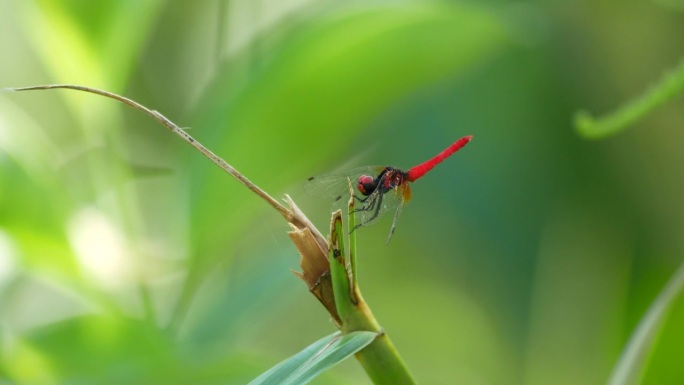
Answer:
357;175;376;196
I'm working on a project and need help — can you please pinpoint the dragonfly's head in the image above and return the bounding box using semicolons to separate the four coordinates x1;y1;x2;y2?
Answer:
357;175;377;196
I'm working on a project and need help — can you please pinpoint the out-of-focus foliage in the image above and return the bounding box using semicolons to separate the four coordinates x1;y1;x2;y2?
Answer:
575;57;684;139
1;0;684;384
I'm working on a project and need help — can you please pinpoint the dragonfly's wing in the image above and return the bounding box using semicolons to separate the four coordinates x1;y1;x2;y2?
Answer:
304;166;385;203
304;173;351;203
385;184;410;244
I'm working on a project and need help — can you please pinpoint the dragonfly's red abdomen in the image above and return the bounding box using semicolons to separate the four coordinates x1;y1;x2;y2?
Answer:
406;135;472;182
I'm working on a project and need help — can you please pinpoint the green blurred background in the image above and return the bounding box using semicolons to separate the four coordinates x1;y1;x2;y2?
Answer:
1;0;684;384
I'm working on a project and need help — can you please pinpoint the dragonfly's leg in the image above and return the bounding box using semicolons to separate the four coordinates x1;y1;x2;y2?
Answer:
352;192;384;232
363;192;384;224
351;194;374;232
352;191;377;213
362;194;378;212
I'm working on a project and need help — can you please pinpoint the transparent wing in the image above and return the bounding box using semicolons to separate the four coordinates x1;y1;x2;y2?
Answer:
304;166;385;204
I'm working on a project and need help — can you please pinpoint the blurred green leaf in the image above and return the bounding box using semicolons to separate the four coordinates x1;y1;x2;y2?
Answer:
608;262;684;385
0;154;79;281
199;2;510;171
178;248;295;351
248;331;378;385
24;0;166;89
3;315;177;385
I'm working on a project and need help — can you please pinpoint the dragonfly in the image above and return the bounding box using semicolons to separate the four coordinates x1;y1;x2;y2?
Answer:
306;135;473;244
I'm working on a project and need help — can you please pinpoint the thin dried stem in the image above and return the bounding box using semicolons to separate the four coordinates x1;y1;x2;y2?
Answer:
5;84;296;223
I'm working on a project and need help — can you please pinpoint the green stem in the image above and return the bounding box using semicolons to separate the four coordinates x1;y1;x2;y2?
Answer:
329;212;352;313
347;178;359;298
575;56;684;139
328;210;417;385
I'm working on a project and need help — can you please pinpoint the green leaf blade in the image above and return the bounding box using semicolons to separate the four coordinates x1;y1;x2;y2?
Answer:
249;331;378;385
608;262;684;385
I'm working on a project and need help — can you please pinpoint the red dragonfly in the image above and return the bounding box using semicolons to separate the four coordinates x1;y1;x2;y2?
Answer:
307;135;473;244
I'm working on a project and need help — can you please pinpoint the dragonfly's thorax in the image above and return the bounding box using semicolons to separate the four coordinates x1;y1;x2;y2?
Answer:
380;167;409;192
357;167;409;196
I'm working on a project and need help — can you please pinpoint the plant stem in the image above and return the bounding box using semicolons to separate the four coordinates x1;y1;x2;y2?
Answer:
347;178;359;296
328;210;417;385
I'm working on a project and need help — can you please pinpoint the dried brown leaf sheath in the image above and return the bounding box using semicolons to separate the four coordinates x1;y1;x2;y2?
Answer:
284;196;340;325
